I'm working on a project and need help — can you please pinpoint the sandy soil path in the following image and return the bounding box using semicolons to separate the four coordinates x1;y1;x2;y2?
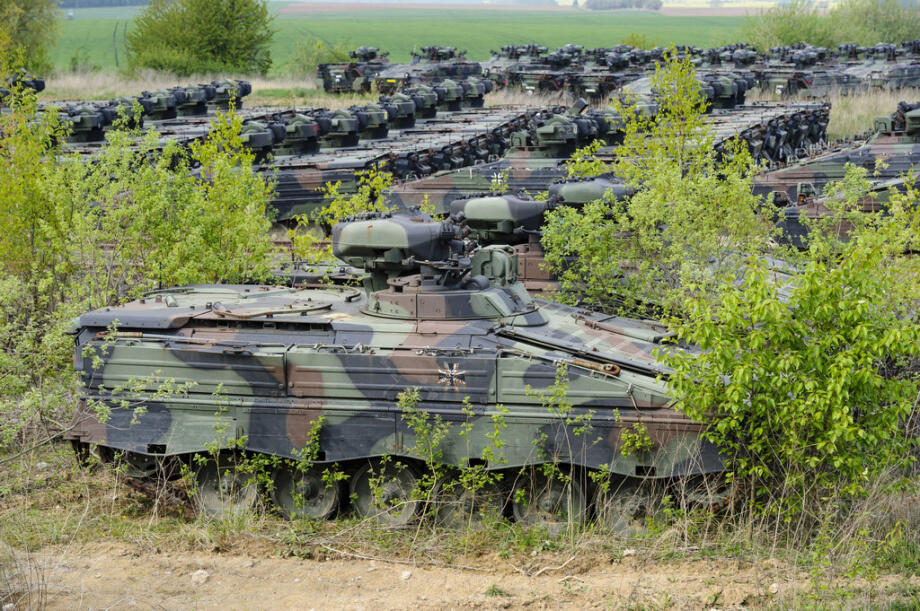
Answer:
35;541;806;609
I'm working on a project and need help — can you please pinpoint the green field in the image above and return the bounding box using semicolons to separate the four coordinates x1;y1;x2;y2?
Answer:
52;5;745;76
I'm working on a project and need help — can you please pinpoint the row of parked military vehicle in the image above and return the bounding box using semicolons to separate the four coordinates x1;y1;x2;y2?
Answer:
50;83;832;224
317;40;920;102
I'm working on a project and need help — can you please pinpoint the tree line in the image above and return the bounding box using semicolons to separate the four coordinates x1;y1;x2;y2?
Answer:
583;0;663;11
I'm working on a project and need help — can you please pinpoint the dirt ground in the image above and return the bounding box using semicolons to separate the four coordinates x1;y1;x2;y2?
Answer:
31;541;821;609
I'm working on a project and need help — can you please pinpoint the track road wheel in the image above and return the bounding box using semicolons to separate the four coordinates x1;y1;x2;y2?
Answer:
194;458;259;518
681;474;735;512
597;477;659;536
512;468;586;530
118;451;161;479
437;480;506;529
271;465;340;520
350;459;419;527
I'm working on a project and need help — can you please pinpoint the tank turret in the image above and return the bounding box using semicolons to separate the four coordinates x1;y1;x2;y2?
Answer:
333;214;541;323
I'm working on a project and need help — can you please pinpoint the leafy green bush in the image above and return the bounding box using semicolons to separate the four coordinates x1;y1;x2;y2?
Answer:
0;75;276;450
831;0;920;46
743;0;920;50
541;51;769;317
662;166;920;514
287;37;352;79
126;0;274;76
620;32;657;50
0;0;57;74
741;1;835;50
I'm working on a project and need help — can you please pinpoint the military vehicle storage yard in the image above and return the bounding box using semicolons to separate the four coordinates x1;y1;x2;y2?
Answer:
4;2;920;608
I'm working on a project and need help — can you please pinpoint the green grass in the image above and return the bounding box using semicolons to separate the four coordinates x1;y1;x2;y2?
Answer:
50;6;745;76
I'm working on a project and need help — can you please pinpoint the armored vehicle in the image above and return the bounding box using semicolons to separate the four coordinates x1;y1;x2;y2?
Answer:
755;100;920;203
66;213;727;529
774;176;897;249
317;46;391;93
37;80;252;142
481;44;549;88
374;46;482;94
0;69;45;101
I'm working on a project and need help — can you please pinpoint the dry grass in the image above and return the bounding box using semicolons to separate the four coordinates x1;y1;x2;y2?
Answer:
484;87;569;108
822;89;920;141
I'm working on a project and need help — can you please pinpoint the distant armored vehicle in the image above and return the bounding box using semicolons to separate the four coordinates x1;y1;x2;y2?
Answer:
374;46;482;94
317;46;391;93
755;100;920;203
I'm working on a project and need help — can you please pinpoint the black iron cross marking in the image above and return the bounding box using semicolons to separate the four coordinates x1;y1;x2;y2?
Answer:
437;363;467;388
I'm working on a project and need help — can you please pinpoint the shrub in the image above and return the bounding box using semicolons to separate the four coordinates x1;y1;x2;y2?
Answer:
741;1;835;50
743;0;920;50
620;32;656;50
541;50;769;317
0;0;58;74
126;0;274;76
287;37;352;80
0;76;276;450
661;165;920;515
830;0;920;46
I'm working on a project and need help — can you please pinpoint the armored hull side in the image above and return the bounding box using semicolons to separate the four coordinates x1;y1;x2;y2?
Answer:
67;283;718;480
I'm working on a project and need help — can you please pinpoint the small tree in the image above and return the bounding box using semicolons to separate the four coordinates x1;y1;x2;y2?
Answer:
287;37;352;79
743;0;920;50
0;64;276;449
127;0;274;76
741;0;835;50
661;164;920;515
541;50;770;317
830;0;920;46
0;0;58;73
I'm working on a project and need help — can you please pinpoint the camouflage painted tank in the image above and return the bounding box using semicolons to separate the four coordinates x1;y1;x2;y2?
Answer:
774;176;898;249
317;46;391;94
373;46;482;95
66;213;726;529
